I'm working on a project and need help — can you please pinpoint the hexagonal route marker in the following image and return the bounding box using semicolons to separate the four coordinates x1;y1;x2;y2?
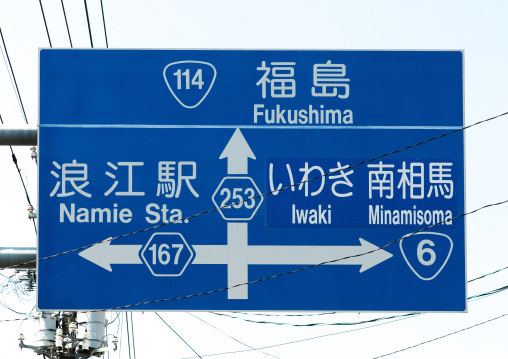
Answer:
141;233;194;277
212;176;264;221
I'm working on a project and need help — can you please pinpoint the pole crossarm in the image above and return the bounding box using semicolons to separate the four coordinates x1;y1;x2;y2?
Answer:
0;247;36;269
0;126;37;146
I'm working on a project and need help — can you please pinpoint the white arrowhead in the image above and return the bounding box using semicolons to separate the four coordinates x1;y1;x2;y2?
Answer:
357;238;393;272
219;129;256;174
78;239;142;272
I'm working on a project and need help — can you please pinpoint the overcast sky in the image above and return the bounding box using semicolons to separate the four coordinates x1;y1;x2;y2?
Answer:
1;1;508;358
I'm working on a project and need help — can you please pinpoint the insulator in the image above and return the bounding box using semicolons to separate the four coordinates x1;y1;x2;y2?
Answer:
55;328;63;351
35;312;56;347
30;147;37;160
83;330;90;351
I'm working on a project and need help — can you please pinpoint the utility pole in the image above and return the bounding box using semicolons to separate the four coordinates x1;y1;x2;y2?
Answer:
0;125;37;271
1;126;117;358
19;311;117;358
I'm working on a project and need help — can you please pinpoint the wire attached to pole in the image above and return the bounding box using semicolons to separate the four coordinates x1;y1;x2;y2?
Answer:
60;0;73;47
38;0;52;47
84;0;94;48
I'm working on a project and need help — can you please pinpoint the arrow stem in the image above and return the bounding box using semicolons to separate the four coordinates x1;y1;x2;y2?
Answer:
192;241;392;272
227;157;248;175
227;222;248;299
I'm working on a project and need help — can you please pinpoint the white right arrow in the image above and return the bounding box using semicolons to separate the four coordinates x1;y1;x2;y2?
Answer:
193;238;393;273
219;128;256;175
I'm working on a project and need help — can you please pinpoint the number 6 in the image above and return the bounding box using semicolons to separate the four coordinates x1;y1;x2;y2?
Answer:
417;240;436;266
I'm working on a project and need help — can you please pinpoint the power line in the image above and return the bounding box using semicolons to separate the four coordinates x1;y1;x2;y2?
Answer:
0;29;38;232
373;312;508;358
83;0;93;47
0;112;503;307
100;0;108;48
60;0;73;47
130;312;137;359
209;281;508;326
0;113;37;234
0;279;506;359
125;312;132;359
229;311;338;317
38;0;52;47
209;312;418;327
220;262;508;320
2;265;506;329
469;283;508;302
0;317;35;324
183;284;508;358
469;265;508;283
0;26;29;124
34;110;508;269
182;315;420;359
187;312;280;359
1;266;508;359
117;312;123;359
155;312;202;359
3;111;508;275
103;198;507;311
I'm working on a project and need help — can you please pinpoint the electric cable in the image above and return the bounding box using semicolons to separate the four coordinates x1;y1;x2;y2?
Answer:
222;311;338;317
89;333;117;357
0;317;36;323
209;312;418;327
38;0;52;47
117;311;123;359
183;283;508;358
125;312;132;359
106;315;110;359
100;0;108;47
107;312;120;325
102;198;507;311
17;306;36;335
1;189;506;311
60;0;73;47
215;263;508;320
130;312;137;359
155;312;203;358
0;26;29;124
181;315;420;359
1;112;505;308
372;312;508;358
468;265;508;283
0;24;38;235
187;312;280;359
468;283;508;302
83;0;93;48
0;262;507;359
9;111;508;271
209;281;508;326
0;113;37;234
1;115;506;310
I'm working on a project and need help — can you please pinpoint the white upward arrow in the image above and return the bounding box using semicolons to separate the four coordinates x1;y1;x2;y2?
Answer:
219;128;256;175
78;239;142;272
192;238;393;273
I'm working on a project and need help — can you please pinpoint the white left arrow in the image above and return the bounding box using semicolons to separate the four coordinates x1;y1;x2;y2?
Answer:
78;239;142;272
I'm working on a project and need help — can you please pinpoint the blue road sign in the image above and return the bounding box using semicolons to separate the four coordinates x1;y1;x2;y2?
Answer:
38;49;465;311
